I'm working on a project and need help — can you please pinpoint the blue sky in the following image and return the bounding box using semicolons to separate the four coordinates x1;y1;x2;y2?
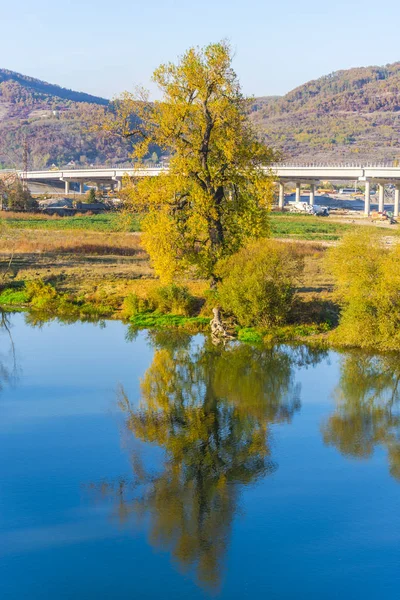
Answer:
2;0;400;99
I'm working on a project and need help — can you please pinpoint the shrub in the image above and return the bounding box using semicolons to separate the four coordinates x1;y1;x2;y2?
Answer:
327;229;400;350
148;284;196;316
122;293;153;318
25;280;58;309
0;286;29;305
216;240;302;327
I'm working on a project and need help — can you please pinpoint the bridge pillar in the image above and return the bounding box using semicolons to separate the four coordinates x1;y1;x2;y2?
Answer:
364;181;371;216
79;182;84;194
65;180;70;195
278;182;285;209
295;182;301;203
116;179;122;192
309;183;315;206
378;183;385;212
395;184;400;218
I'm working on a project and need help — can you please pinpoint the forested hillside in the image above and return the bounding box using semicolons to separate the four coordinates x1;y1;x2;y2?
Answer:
0;69;132;169
250;62;400;162
2;62;400;168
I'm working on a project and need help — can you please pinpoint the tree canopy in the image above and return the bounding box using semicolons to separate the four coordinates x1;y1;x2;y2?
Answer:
328;229;400;351
105;41;277;283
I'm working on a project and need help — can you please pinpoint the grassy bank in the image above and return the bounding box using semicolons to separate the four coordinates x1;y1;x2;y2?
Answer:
0;211;396;346
3;210;394;241
1;212;140;232
270;213;354;240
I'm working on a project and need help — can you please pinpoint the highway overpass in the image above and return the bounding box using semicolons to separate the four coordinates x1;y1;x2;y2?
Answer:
16;164;400;216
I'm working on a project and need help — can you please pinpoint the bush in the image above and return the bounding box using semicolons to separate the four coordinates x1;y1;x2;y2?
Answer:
216;240;302;327
122;293;153;318
5;181;37;211
121;285;197;318
25;280;58;309
148;284;196;316
327;229;400;350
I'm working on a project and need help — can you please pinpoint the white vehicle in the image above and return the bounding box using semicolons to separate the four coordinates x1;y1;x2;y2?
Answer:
339;187;358;194
289;202;329;216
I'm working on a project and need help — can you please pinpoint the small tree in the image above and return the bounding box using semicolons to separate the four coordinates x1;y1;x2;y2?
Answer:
103;41;278;284
328;229;400;350
5;180;37;211
85;188;97;203
216;240;302;327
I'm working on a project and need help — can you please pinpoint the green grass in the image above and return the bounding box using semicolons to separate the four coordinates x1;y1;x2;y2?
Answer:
3;211;349;239
270;213;353;240
130;313;209;330
237;328;263;343
0;211;372;241
4;213;140;232
237;322;332;344
0;287;29;305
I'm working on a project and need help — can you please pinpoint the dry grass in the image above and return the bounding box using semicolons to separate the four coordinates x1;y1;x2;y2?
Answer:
0;229;144;256
0;226;334;322
1;211;62;222
0;227;211;307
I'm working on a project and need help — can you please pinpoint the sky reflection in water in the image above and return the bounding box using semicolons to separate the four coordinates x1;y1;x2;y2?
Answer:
1;313;400;599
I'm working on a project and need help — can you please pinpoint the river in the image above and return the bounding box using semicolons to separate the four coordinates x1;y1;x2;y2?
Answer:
1;313;399;599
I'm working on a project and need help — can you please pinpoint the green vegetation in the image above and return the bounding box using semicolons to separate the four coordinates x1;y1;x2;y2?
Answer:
109;41;276;284
0;280;116;320
2;212;140;232
217;240;301;327
0;286;29;305
1;211;358;240
122;284;198;319
270;213;353;240
328;229;400;351
1;179;37;211
122;285;208;332
129;313;209;330
2;207;400;350
85;188;97;203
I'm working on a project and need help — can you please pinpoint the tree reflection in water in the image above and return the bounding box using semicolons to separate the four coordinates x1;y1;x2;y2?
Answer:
322;352;400;480
91;332;326;591
0;311;18;391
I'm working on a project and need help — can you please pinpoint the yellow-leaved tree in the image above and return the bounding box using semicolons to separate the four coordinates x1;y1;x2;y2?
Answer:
103;41;278;284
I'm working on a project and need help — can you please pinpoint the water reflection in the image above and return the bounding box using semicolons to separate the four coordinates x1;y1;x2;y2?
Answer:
0;311;18;391
322;352;400;479
91;333;326;591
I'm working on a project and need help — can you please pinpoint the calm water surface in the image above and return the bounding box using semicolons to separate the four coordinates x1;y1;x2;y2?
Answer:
1;313;400;599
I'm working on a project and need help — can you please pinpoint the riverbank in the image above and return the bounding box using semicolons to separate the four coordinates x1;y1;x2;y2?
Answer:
0;211;397;348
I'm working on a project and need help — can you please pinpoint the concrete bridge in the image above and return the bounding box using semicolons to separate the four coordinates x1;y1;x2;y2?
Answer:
17;164;400;216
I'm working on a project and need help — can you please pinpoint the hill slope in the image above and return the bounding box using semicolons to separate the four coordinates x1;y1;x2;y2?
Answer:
0;69;108;106
2;63;400;169
0;69;132;169
250;62;400;162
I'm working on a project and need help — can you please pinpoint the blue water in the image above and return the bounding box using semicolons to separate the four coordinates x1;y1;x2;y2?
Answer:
1;313;400;599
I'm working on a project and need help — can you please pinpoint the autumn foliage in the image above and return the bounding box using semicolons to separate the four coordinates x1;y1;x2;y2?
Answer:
105;41;277;283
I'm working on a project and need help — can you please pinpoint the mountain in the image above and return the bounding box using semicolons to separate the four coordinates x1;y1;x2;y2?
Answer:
250;62;400;163
0;69;108;106
0;69;132;170
2;63;400;169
